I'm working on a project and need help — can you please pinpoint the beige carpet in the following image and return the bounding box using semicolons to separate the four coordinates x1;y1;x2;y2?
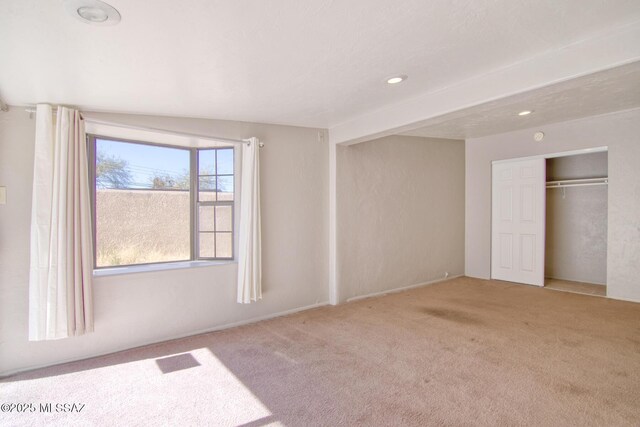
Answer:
2;277;639;426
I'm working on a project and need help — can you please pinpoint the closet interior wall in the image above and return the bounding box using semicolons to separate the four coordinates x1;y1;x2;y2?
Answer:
545;152;608;285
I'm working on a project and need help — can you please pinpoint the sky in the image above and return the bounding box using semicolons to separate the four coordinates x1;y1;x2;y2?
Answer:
96;138;234;190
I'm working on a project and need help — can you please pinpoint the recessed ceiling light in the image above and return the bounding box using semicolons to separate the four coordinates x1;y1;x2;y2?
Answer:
518;110;533;116
77;6;109;22
387;75;408;85
64;0;121;26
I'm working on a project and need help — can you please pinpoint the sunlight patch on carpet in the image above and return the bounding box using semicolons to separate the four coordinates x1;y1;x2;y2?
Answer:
155;353;201;374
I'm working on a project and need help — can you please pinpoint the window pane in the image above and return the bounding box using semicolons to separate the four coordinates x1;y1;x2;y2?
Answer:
199;233;215;258
199;205;215;232
199;150;216;175
96;139;189;190
199;176;217;201
199;175;216;190
217;176;234;201
217;148;234;175
95;139;190;267
216;233;233;258
215;205;233;232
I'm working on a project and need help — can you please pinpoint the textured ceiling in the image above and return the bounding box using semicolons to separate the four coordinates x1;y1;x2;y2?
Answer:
1;1;639;128
400;61;640;140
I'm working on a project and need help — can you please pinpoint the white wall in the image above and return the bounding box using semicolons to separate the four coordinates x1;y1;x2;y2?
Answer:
465;108;640;302
337;135;465;301
0;108;329;375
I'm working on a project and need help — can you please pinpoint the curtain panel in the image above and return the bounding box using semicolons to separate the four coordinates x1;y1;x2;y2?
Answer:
29;105;94;340
237;137;262;303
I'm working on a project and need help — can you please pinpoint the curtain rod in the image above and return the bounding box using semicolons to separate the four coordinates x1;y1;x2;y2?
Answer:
24;107;264;147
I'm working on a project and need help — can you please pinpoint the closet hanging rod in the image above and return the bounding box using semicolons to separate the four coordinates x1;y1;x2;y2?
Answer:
24;107;264;147
546;177;608;189
546;182;608;189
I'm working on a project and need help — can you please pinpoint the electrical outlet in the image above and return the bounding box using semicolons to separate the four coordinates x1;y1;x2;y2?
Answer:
0;187;6;205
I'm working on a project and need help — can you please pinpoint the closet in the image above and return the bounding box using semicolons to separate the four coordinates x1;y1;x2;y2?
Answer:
544;152;608;296
490;149;608;296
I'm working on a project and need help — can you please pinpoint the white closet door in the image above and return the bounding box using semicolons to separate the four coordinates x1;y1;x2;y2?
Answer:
491;158;545;286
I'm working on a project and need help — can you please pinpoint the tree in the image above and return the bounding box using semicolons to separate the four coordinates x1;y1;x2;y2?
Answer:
96;152;132;189
150;173;180;189
197;167;222;191
149;168;221;191
150;170;190;190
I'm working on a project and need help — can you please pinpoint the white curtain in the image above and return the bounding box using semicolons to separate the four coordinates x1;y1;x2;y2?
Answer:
237;137;262;303
29;105;94;340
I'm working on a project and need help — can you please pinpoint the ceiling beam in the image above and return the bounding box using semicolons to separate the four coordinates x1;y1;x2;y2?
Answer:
328;22;640;146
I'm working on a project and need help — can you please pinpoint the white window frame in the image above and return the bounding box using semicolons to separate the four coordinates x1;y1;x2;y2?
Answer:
87;134;238;273
194;146;235;261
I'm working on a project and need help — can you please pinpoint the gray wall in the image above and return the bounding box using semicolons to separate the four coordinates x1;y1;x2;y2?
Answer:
0;108;329;375
337;135;465;301
546;152;608;181
545;153;608;285
465;108;640;302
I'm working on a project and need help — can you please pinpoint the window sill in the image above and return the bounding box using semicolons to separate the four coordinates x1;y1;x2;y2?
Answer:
93;260;236;277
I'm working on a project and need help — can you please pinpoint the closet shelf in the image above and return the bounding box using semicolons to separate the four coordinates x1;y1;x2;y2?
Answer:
546;177;608;188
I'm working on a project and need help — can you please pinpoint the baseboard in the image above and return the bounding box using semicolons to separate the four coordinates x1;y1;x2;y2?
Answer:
544;288;639;304
545;275;607;286
1;301;329;378
605;294;640;304
346;275;463;303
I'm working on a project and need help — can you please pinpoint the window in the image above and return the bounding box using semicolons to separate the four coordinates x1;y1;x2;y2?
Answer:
196;148;234;259
88;136;235;268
